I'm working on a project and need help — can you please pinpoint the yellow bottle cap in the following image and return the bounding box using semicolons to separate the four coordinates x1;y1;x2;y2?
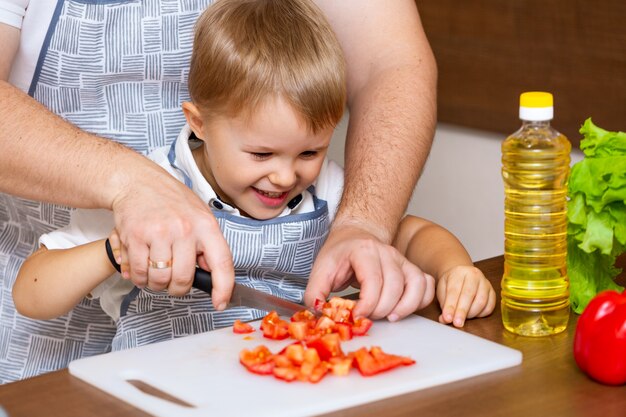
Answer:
520;92;553;108
519;92;553;121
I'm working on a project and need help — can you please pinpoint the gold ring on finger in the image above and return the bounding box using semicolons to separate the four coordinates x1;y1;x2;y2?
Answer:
149;259;172;269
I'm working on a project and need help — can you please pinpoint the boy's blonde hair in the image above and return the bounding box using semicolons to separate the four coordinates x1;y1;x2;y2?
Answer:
188;0;346;133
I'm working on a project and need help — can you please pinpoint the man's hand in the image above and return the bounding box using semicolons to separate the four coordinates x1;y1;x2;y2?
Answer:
110;164;235;310
304;224;435;321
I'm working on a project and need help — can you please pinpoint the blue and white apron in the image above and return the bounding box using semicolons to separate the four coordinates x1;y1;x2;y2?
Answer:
111;142;330;350
0;0;213;383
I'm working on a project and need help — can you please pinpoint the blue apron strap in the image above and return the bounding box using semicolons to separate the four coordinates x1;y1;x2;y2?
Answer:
167;139;193;189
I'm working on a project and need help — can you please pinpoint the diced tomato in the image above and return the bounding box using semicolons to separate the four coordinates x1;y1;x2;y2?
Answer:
273;366;299;382
273;353;293;368
352;347;378;376
238;297;415;383
305;339;330;361
261;311;290;340
370;346;415;367
233;320;255;334
298;359;315;380
291;310;315;323
319;297;356;323
307;333;343;361
352;346;415;376
262;310;282;326
307;362;330;383
334;322;353;341
272;343;330;383
333;308;353;323
351;317;373;336
239;345;274;375
303;346;321;365
314;316;336;333
327;297;356;310
314;298;326;312
303;331;323;344
328;356;353;376
284;343;305;365
288;321;308;341
262;324;289;340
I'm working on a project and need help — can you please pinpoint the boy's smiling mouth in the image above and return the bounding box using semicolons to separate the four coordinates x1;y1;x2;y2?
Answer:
253;187;290;207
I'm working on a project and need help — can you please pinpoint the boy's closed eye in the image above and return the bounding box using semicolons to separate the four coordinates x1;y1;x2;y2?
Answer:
250;152;272;160
249;151;320;160
299;150;318;159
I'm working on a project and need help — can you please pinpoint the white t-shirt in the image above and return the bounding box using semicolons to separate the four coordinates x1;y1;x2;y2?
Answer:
0;0;58;92
39;124;345;320
0;0;27;27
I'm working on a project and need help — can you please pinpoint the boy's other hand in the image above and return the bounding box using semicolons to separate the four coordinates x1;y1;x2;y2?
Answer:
304;224;435;321
436;265;496;328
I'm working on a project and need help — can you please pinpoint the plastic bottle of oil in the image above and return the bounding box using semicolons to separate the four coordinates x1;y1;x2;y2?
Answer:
501;91;571;336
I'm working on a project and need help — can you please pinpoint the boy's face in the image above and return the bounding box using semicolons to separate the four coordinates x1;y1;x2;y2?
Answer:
189;97;333;220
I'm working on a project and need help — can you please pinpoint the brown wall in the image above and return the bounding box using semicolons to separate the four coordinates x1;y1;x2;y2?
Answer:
416;0;626;146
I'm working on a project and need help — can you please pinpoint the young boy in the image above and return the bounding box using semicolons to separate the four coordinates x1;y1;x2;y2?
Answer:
13;0;495;350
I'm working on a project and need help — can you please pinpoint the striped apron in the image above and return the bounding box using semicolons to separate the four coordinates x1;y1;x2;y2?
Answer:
111;142;330;350
0;0;213;383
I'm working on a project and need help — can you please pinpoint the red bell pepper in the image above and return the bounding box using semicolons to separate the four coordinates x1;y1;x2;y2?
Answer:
573;289;626;385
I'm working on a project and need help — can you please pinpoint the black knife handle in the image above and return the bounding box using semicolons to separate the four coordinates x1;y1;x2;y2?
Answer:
192;267;213;294
104;238;213;294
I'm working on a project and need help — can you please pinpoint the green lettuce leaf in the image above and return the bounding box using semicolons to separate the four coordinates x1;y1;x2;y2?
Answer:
567;118;626;313
567;239;623;313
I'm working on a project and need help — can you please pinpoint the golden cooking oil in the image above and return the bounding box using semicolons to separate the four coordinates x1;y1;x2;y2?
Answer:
501;92;571;336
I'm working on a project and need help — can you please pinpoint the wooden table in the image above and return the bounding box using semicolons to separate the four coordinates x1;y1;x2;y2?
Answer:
0;255;624;417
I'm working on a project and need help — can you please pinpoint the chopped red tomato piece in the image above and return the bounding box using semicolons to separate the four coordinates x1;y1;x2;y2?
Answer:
288;321;308;341
272;342;330;383
291;309;316;323
239;345;274;375
284;343;306;365
351;317;373;336
314;316;336;333
319;297;355;323
261;311;289;340
352;346;415;376
233;320;255;334
306;362;329;383
237;297;416;383
328;356;353;376
273;366;299;382
307;333;343;361
328;297;356;310
334;322;353;341
370;346;415;366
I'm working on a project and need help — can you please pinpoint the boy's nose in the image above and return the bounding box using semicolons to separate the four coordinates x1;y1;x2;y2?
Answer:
268;166;297;188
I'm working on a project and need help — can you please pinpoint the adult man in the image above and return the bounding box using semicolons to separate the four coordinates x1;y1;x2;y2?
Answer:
0;0;436;382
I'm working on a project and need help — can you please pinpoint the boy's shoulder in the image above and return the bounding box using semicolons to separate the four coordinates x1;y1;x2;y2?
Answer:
315;159;344;220
146;145;183;179
316;158;344;192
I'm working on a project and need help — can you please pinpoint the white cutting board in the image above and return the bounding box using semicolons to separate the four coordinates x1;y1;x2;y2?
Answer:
69;315;521;417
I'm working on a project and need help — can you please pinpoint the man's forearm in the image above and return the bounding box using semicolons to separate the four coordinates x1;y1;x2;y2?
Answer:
317;0;438;243
0;80;158;209
336;61;437;243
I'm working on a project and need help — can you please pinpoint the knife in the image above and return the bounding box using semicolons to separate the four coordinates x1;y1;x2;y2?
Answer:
104;238;310;317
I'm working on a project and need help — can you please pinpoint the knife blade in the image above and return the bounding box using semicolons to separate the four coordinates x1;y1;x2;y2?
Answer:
105;238;311;317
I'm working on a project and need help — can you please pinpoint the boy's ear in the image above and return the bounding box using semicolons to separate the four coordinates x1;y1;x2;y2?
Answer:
182;102;205;140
